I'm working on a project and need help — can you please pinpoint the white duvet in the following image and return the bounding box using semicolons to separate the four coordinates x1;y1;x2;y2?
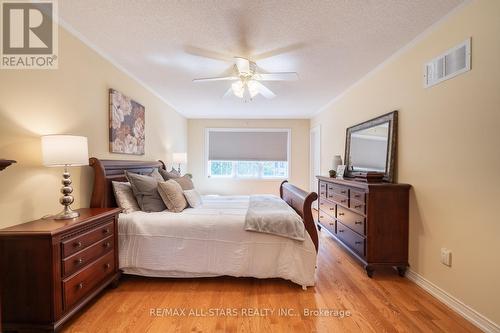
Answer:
118;195;317;287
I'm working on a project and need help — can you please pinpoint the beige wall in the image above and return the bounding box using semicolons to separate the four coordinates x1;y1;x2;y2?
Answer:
312;0;500;325
188;119;310;195
0;28;187;228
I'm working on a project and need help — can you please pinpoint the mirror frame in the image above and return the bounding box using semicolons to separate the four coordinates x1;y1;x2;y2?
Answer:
344;110;398;183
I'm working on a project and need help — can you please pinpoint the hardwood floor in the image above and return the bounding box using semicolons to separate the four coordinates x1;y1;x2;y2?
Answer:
63;227;480;333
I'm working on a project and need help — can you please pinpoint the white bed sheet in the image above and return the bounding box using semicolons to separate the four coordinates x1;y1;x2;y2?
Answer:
118;195;317;286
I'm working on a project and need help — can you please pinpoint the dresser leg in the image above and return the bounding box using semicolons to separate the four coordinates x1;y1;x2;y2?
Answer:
365;265;375;278
396;266;407;277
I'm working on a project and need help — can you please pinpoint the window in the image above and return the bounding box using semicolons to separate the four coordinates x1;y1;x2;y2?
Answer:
206;128;290;179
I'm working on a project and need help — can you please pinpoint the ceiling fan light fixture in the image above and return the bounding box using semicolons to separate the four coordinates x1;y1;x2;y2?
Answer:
231;80;244;98
247;80;259;98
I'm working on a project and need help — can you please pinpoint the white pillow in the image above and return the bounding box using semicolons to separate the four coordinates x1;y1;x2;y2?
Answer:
183;189;202;208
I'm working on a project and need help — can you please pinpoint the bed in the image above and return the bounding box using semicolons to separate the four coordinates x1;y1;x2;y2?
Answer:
89;158;319;288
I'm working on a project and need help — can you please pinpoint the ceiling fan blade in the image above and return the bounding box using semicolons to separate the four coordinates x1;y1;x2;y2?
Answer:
234;57;250;75
184;45;234;63
193;76;238;82
253;81;276;99
254;72;299;81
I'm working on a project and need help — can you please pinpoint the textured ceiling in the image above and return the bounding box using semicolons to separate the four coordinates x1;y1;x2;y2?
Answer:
59;0;463;118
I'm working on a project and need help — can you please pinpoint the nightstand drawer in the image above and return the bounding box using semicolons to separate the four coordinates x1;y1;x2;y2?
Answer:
336;221;365;257
62;236;114;277
62;220;114;258
63;251;115;309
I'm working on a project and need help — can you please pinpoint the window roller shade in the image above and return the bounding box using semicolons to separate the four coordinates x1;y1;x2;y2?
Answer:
208;130;288;161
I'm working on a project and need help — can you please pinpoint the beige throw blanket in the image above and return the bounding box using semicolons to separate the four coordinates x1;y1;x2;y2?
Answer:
244;195;305;241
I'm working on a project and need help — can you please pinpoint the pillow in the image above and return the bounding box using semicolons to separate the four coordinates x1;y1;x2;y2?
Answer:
125;171;166;212
112;181;140;214
183;189;202;208
158;168;181;180
173;175;194;190
157;180;188;212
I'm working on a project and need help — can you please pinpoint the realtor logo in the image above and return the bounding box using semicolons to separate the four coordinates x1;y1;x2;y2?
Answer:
1;0;58;69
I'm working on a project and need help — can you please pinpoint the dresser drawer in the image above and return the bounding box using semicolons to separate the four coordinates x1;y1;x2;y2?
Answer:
350;189;366;203
63;251;115;309
350;200;366;215
319;198;336;217
62;236;114;277
328;184;349;196
318;212;336;234
319;182;327;198
337;206;366;235
336;221;365;257
62;221;114;258
330;194;349;206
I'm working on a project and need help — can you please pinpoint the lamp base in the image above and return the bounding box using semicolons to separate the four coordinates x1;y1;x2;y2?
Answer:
53;206;80;220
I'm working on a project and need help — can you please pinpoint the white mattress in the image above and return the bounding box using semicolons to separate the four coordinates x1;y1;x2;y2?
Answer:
118;195;317;287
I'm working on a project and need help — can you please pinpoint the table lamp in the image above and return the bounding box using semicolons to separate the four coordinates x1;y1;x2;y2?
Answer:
41;135;89;220
172;153;187;173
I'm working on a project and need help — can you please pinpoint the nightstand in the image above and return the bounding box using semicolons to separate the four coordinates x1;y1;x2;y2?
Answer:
0;208;121;332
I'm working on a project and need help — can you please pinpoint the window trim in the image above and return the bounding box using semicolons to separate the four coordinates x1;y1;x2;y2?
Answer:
204;128;291;180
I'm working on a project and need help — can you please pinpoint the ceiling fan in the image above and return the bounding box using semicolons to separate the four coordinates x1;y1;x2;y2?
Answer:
192;57;299;100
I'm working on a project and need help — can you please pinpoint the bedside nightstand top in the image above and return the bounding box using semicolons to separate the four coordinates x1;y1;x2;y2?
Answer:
0;208;122;236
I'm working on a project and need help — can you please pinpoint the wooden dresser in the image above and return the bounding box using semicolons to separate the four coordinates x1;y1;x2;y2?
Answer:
316;176;410;277
0;208;121;332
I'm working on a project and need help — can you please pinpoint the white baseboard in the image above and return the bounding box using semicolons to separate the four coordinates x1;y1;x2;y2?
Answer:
406;270;500;333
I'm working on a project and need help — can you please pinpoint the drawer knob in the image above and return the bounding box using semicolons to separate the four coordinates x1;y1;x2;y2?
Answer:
329;223;334;226
75;258;84;265
339;229;344;233
319;216;324;219
74;241;82;248
329;207;334;211
355;221;363;225
77;282;84;290
103;228;110;234
338;212;344;216
355;241;363;245
354;194;361;198
355;205;362;209
341;190;347;194
341;200;347;203
105;263;111;269
103;242;111;248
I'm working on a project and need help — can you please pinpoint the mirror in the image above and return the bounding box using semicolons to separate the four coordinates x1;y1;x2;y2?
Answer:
345;111;397;182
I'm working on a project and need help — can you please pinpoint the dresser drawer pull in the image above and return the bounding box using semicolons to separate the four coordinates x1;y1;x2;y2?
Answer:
320;215;324;219
103;242;111;248
73;241;82;248
102;228;110;234
355;221;363;225
329;222;334;226
329;207;334;211
341;199;347;203
340;190;347;194
75;258;84;265
338;229;344;233
105;263;111;269
77;282;84;290
354;194;361;198
355;241;363;245
338;212;345;216
354;204;362;209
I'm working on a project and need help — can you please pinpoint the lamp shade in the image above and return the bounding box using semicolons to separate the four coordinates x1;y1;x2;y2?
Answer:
41;135;89;167
173;153;187;164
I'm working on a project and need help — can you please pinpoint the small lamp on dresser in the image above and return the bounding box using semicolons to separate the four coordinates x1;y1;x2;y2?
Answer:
41;135;89;220
173;152;187;173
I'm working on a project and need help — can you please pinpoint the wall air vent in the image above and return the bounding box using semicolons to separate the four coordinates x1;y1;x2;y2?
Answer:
424;38;471;88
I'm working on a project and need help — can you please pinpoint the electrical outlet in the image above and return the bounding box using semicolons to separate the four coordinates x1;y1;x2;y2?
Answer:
440;248;452;267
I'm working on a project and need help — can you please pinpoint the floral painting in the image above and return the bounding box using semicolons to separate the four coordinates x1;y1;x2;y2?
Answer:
109;89;145;155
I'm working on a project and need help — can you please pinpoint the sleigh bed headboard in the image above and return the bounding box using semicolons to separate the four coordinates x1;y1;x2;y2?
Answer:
89;157;166;209
89;158;319;252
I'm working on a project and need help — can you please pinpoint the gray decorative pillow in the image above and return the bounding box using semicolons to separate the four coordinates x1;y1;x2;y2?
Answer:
183;189;202;208
125;171;166;212
173;175;194;190
158;168;181;180
157;180;188;212
112;181;140;214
